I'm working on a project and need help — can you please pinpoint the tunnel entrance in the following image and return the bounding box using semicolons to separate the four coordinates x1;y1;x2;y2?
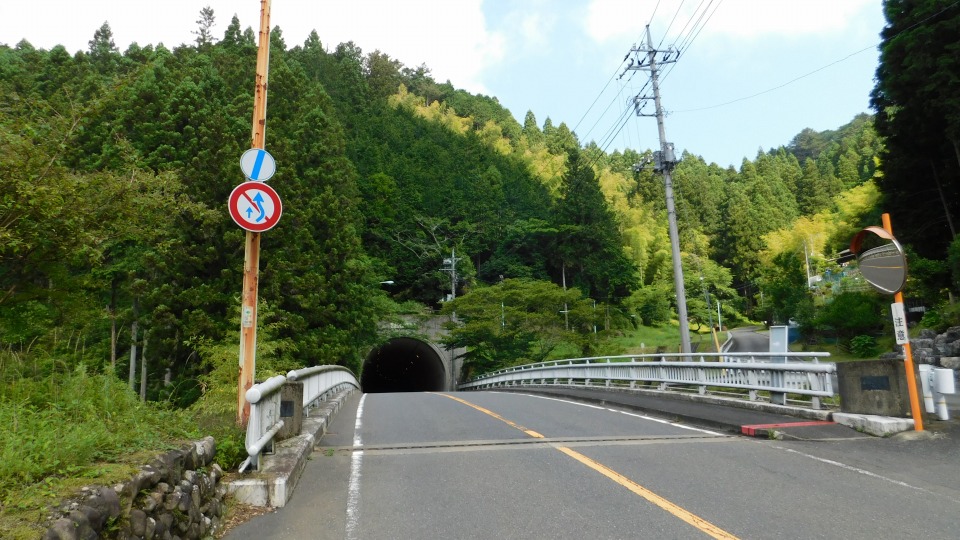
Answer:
361;337;447;393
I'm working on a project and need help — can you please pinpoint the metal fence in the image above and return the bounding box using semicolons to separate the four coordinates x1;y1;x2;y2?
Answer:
240;366;359;472
458;352;835;409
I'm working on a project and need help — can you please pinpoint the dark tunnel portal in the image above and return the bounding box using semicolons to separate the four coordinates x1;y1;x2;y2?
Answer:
361;337;447;393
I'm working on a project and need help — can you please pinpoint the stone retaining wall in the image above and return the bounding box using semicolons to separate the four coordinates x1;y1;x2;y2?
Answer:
43;437;225;540
884;326;960;374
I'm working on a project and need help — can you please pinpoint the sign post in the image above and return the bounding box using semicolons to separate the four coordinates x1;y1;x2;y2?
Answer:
849;214;924;431
237;0;273;427
881;214;924;432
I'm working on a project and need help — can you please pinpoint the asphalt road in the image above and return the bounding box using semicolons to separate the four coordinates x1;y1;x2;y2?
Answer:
226;391;960;539
724;327;769;353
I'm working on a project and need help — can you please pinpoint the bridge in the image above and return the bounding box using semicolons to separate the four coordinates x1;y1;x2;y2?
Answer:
222;332;960;539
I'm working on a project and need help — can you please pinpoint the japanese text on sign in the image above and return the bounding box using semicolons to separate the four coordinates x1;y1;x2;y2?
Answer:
891;302;908;345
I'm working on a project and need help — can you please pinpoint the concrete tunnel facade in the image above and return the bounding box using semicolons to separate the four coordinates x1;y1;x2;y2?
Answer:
360;337;450;393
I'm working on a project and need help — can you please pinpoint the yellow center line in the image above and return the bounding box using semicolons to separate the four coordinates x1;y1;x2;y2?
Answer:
554;446;738;539
438;392;545;439
434;393;739;540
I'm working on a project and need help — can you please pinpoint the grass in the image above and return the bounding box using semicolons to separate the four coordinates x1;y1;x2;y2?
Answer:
609;320;728;355
536;321;737;363
0;355;208;539
789;334;898;362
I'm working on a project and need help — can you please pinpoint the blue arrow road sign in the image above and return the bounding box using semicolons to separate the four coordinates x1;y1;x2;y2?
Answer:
228;181;283;232
240;148;276;181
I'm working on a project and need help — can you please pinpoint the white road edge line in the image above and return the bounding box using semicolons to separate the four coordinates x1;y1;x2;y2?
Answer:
345;394;367;540
499;392;725;437
772;444;960;502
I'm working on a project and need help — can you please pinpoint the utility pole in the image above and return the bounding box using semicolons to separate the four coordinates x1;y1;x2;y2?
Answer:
626;25;691;354
237;0;272;427
441;248;460;301
561;265;569;331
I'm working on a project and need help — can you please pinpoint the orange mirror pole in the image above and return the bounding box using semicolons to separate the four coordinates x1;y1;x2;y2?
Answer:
882;213;923;431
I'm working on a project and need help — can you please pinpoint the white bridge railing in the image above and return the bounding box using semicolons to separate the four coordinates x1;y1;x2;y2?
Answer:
458;352;835;409
239;366;359;472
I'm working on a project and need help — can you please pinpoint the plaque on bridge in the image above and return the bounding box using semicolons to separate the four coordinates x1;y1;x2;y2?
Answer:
860;375;891;391
837;360;912;416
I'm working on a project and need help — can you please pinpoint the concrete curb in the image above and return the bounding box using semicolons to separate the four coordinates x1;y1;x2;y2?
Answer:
499;384;834;421
226;386;357;507
832;412;915;437
496;385;923;439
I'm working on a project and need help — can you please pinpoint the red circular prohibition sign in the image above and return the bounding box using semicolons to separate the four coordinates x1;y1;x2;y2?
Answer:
228;181;283;232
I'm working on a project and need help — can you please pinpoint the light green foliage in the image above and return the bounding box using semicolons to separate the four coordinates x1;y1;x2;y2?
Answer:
442;279;599;376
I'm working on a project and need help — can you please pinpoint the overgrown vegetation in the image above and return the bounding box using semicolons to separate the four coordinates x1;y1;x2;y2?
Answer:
0;349;197;537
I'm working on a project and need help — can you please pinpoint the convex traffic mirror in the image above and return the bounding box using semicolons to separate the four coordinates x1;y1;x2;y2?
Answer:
849;226;908;294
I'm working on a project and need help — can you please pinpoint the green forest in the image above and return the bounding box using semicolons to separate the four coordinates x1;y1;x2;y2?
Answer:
2;1;960;527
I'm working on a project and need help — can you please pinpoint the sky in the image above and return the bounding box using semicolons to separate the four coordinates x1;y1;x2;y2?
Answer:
1;0;885;169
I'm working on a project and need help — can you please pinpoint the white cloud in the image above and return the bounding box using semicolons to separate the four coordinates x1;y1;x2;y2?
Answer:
0;0;504;95
696;0;879;39
585;0;640;44
301;0;504;94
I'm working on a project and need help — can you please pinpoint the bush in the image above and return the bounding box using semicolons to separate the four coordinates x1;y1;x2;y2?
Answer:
814;291;884;339
628;285;673;327
919;302;960;333
849;335;878;358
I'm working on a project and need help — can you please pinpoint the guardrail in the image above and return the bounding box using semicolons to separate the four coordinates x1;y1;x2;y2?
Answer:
287;365;360;411
239;366;359;473
458;352;834;409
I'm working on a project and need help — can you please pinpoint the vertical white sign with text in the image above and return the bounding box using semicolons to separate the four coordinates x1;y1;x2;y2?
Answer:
891;302;908;345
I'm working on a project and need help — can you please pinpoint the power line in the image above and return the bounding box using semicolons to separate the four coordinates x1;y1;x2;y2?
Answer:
594;101;634;155
649;0;664;25
572;61;628;134
584;69;644;134
598;1;720;156
676;0;719;53
667;0;956;114
671;44;876;113
583;91;631;145
657;0;688;49
670;0;707;50
661;0;722;86
594;78;651;153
